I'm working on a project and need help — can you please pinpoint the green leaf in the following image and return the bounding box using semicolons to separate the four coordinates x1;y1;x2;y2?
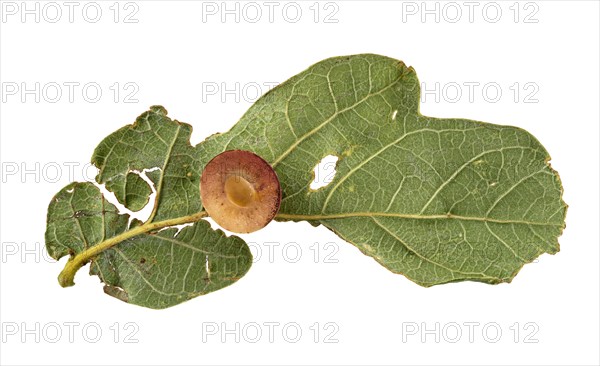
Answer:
45;109;253;308
201;54;567;286
45;54;567;309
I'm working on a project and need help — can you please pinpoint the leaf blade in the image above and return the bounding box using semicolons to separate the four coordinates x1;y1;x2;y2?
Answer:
90;221;252;309
203;53;567;286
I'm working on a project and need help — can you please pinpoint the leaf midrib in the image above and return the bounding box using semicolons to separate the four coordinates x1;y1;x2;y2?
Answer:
275;212;562;227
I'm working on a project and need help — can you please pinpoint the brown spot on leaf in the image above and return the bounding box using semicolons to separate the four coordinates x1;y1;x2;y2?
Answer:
103;285;129;303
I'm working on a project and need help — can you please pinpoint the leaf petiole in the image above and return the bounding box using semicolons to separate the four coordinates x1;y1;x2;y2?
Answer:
58;211;208;287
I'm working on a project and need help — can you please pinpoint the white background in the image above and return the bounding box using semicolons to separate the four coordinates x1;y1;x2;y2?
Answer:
1;1;599;365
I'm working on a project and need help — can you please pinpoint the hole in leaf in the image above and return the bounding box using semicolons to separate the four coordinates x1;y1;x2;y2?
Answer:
95;167;161;225
163;222;195;236
129;167;160;219
205;255;211;280
310;155;339;190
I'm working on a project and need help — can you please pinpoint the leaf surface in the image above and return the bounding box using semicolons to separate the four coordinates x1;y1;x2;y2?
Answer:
201;54;567;285
45;54;567;309
45;110;252;308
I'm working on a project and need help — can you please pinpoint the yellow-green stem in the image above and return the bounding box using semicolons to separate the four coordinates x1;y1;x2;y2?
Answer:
58;211;208;287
